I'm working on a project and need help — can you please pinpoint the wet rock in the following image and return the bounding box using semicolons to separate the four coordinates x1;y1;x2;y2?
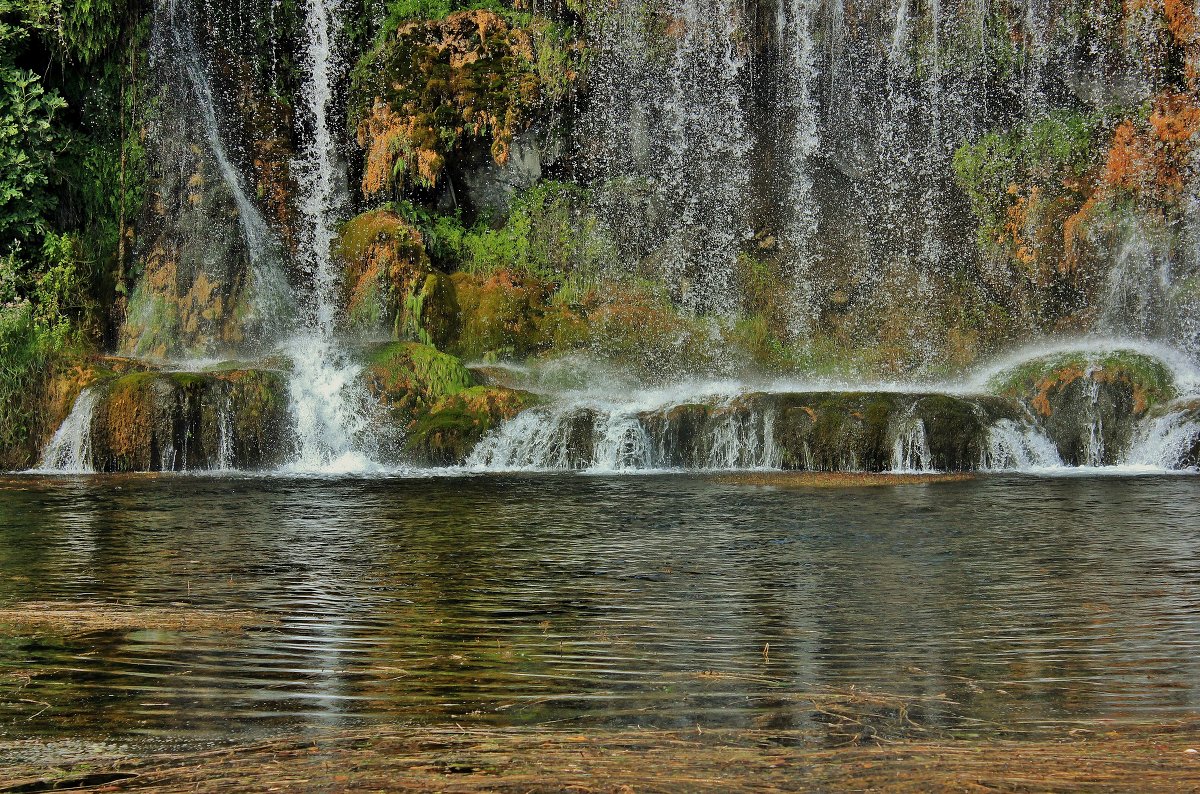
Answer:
360;341;542;464
445;271;555;360
989;351;1175;465
362;341;475;422
484;390;1022;472
88;369;291;472
334;209;452;344
406;385;540;465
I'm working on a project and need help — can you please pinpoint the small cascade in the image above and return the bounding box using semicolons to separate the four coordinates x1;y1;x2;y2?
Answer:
1125;412;1200;470
707;409;779;470
890;416;932;472
1081;372;1106;467
591;413;657;471
467;391;781;471
216;397;235;471
982;419;1064;471
37;389;99;474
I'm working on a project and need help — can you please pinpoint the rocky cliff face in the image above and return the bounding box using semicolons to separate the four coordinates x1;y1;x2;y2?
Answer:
111;0;1200;374
12;0;1200;472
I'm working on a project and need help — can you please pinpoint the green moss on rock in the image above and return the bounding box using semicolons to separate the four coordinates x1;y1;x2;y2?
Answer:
988;350;1175;415
405;384;540;464
988;350;1175;465
335;208;449;342
350;8;577;196
364;341;476;420
87;368;291;472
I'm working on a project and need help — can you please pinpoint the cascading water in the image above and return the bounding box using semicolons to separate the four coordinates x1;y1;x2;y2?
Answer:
158;0;293;338
982;419;1063;471
467;386;782;472
890;415;932;472
585;0;753;315
37;389;99;474
1126;411;1200;470
776;0;821;335
283;0;378;473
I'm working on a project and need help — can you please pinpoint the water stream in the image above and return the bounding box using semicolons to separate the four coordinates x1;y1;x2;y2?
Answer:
286;0;375;473
158;0;293;337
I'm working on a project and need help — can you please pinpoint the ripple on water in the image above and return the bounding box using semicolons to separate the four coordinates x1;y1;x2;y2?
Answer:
0;473;1198;749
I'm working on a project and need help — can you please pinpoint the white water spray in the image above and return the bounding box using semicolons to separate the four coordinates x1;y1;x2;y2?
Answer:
160;0;292;334
284;0;378;473
37;388;99;474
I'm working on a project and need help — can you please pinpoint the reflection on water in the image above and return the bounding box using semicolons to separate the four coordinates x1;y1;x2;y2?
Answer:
0;473;1199;748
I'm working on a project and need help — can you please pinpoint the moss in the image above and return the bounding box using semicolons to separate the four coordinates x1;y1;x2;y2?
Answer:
988;350;1175;415
122;288;180;359
405;384;539;464
913;394;991;471
445;270;554;359
365;341;477;421
219;369;292;468
952;110;1107;288
85;368;291;471
349;9;578;196
335;208;436;338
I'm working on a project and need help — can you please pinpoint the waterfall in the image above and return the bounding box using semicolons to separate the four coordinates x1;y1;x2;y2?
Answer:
216;396;235;471
159;0;292;338
1125;412;1200;470
890;416;932;472
283;0;377;473
777;0;821;336
982;419;1063;471
293;0;347;337
37;389;99;474
586;0;752;315
467;389;781;471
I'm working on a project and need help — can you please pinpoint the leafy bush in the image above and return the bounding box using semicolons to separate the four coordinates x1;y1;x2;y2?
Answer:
0;66;66;250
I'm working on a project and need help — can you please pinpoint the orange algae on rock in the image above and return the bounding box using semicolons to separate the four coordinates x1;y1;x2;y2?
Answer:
334;209;433;334
353;10;572;197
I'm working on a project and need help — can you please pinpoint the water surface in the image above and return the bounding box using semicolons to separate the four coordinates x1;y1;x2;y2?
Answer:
1;473;1198;750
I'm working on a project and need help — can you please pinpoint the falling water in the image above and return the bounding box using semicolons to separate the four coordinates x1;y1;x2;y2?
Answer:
586;0;752;315
284;0;377;472
890;415;932;472
982;419;1064;470
1125;411;1200;470
468;387;781;471
777;0;821;335
37;389;99;473
159;0;292;336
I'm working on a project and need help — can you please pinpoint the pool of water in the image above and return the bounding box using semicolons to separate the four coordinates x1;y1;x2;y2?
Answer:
1;472;1198;749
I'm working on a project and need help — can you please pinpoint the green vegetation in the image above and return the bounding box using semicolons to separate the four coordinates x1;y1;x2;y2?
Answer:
988;350;1177;412
348;3;577;196
401;183;610;282
952;110;1102;251
0;0;147;464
